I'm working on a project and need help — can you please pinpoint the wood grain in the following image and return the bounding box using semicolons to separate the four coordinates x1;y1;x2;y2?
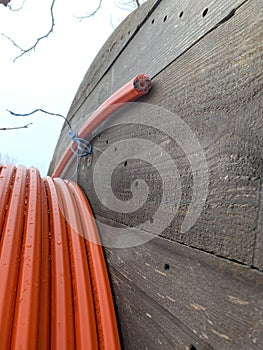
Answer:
50;0;162;171
49;0;249;172
254;177;263;269
105;235;263;349
67;0;263;266
49;0;263;347
67;0;162;120
70;0;248;119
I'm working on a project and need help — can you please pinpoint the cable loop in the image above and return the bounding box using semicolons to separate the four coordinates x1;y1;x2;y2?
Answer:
7;108;92;181
70;133;92;157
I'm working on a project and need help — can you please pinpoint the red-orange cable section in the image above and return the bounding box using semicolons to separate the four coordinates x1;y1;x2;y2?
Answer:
44;177;75;350
0;164;16;235
53;178;99;350
11;167;42;349
38;177;51;350
68;181;121;350
0;166;27;349
53;74;151;177
0;167;121;349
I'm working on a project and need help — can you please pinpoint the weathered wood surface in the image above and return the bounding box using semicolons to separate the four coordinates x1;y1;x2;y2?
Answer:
105;234;263;350
50;0;251;170
51;0;263;266
49;0;161;171
49;0;263;348
255;179;263;269
68;0;248;121
67;0;162;120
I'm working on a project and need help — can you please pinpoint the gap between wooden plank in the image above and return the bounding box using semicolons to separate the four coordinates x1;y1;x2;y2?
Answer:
151;0;249;80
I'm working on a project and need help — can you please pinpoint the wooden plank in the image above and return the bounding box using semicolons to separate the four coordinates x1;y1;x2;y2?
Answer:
67;0;162;120
50;0;162;173
48;1;263;346
110;267;213;350
50;0;248;171
111;0;248;87
73;0;262;265
254;177;263;270
70;0;248;119
105;235;263;349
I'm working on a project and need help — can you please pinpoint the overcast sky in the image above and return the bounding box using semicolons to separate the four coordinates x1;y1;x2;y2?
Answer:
0;0;138;175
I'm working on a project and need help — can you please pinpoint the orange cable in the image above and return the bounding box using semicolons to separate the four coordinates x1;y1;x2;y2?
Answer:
38;177;51;350
0;166;27;349
0;166;122;349
44;177;75;350
0;164;16;235
52;74;151;177
11;168;42;349
54;178;99;350
69;181;121;350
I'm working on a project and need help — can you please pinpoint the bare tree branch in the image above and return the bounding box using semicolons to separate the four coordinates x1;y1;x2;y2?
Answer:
2;0;56;61
0;153;18;164
110;13;115;30
115;0;141;12
76;0;102;21
76;0;141;20
8;0;26;12
0;123;32;131
7;108;72;130
3;0;142;60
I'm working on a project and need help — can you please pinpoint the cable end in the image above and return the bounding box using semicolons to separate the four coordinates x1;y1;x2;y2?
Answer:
133;75;152;95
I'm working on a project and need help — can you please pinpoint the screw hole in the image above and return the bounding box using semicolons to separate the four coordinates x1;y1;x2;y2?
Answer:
151;18;155;24
179;11;183;18
163;15;167;22
124;161;127;167
114;147;117;151
202;8;208;17
128;30;131;35
106;140;109;144
164;263;170;270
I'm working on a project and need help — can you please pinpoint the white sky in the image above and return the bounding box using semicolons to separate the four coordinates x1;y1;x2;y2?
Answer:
0;0;138;175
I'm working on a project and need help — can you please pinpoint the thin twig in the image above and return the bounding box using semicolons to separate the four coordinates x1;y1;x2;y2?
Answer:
2;0;56;61
76;0;102;21
115;0;140;12
124;0;140;6
7;108;72;130
0;123;33;131
110;13;115;30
